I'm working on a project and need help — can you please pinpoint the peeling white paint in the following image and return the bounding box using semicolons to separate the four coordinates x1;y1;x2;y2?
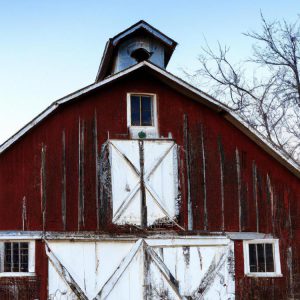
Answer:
48;241;135;299
47;237;235;300
22;196;27;231
109;140;179;226
154;243;235;299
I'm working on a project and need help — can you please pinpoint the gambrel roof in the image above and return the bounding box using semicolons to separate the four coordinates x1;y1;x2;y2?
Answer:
1;60;299;178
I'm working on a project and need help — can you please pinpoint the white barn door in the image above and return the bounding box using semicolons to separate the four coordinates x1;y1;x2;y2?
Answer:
47;237;235;299
109;140;179;227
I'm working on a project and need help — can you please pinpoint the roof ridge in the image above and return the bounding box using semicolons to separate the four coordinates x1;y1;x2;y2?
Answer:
1;61;299;178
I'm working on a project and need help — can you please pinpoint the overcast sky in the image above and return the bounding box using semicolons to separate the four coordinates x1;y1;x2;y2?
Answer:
0;1;299;144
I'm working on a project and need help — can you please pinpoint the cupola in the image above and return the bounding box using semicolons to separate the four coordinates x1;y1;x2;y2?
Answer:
95;20;177;82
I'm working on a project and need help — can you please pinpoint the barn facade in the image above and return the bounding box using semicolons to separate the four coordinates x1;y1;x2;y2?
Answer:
0;20;299;299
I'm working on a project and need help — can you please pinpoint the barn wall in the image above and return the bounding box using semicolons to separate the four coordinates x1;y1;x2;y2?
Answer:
0;69;300;298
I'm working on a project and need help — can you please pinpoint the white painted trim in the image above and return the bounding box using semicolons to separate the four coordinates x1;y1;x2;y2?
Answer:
95;40;110;81
0;103;58;155
28;241;35;273
147;237;230;247
0;272;35;277
1;242;6;271
146;61;227;109
0;60;299;178
0;231;277;243
226;232;274;240
126;92;158;127
44;235;230;246
224;112;300;173
112;23;174;47
149;235;228;240
0;232;42;240
0;240;35;277
56;234;228;241
243;239;282;277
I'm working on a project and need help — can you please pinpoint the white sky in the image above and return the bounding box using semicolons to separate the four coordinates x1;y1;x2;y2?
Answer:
0;0;299;144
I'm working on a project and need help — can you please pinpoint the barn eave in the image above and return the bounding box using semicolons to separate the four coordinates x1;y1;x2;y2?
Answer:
0;60;299;179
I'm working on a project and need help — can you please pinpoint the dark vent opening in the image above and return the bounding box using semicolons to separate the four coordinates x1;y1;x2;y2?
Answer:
131;48;152;63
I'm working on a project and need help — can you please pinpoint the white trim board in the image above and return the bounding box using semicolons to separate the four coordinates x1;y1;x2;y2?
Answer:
112;22;175;47
226;232;274;240
0;61;299;178
0;230;275;242
0;231;227;240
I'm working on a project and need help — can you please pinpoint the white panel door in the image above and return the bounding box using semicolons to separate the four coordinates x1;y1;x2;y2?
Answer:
47;237;235;300
109;140;179;226
47;241;136;299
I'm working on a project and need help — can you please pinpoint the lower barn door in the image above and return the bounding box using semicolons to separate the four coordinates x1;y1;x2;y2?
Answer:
47;237;235;299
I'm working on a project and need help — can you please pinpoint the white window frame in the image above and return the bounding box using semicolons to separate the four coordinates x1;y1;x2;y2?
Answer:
127;93;158;138
243;239;282;277
0;240;35;277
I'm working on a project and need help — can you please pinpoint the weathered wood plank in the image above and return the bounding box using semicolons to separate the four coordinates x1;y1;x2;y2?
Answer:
183;114;193;231
78;119;85;230
218;136;225;231
252;161;259;232
61;130;66;231
200;124;208;230
41;144;47;231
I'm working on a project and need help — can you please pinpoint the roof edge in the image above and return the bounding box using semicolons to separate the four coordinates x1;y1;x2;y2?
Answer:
111;20;177;47
1;61;299;179
0;62;147;155
224;112;300;177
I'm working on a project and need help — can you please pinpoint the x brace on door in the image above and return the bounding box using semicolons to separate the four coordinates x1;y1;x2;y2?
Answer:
46;239;230;300
109;140;184;230
46;239;183;300
45;241;88;300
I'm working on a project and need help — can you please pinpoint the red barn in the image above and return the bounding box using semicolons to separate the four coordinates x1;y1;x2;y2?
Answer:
0;20;299;299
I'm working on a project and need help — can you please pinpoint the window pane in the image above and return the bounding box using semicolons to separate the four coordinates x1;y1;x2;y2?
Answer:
265;243;275;272
131;95;141;126
249;244;257;272
257;243;265;272
12;243;20;272
4;243;12;272
20;243;29;272
141;96;153;126
3;242;30;273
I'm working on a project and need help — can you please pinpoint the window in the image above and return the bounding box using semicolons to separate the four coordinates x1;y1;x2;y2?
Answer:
243;239;282;277
130;94;153;126
4;242;29;272
0;241;35;276
127;93;158;138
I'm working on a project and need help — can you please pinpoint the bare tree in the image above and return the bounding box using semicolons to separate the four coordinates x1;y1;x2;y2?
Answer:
189;14;300;162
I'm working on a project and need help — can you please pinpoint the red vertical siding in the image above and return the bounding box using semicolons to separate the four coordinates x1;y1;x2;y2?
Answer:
0;70;299;298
